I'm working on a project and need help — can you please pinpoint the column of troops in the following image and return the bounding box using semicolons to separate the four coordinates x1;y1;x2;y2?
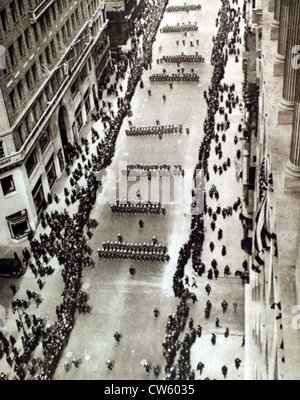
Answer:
161;23;199;33
126;124;183;136
111;200;166;216
166;4;202;13
150;73;200;83
98;240;170;262
161;54;205;64
123;164;185;178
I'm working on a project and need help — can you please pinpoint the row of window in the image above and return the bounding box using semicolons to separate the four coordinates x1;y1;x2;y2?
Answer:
0;0;70;35
9;21;90;120
6;5;82;75
14;47;92;149
0;0;24;33
23;92;92;183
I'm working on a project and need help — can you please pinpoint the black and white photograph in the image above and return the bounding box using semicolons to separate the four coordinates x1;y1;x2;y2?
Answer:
0;0;299;383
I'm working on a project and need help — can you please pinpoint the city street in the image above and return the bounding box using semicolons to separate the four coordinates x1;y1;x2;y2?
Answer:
52;0;246;380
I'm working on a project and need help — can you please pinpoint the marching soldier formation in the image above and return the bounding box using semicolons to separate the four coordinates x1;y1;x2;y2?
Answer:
161;54;205;64
166;4;202;13
150;73;200;83
98;238;170;263
161;23;199;33
111;200;166;216
123;164;184;179
126;124;183;137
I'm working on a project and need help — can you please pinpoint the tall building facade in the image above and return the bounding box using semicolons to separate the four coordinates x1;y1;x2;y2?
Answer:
243;0;300;380
0;0;111;246
105;0;143;47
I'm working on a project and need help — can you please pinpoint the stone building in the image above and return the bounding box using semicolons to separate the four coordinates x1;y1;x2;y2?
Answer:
0;0;111;246
105;0;143;47
242;0;300;380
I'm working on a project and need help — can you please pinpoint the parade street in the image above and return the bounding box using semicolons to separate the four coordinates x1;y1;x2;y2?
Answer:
51;0;246;380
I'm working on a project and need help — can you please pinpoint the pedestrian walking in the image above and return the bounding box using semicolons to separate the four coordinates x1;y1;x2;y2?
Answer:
205;284;212;296
211;333;216;346
114;332;121;344
235;358;242;370
10;284;17;296
222;365;228;379
129;266;135;278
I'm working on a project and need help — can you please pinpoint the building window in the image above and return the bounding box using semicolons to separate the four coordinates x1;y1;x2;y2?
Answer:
1;9;8;32
44;9;51;27
71;80;79;97
9;90;17;110
25;71;33;91
71;13;76;31
32;177;45;214
57;0;62;13
10;1;17;24
72;122;78;139
0;141;4;158
66;20;71;38
17;35;24;56
24;28;30;49
32;63;38;82
39;129;51;153
25;151;37;177
50;40;56;59
45;46;51;65
58;149;64;172
75;105;83;131
6;210;30;240
84;90;91;115
40;16;46;34
17;81;24;101
17;0;23;16
1;175;15;196
46;155;57;189
80;64;88;83
88;58;92;71
62;25;67;44
51;4;56;21
32;23;39;42
8;44;16;67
